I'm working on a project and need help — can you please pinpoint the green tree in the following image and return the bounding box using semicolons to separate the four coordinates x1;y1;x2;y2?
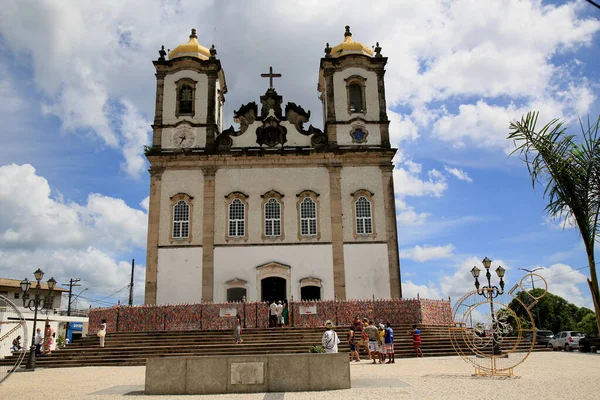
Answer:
508;112;600;332
506;289;596;334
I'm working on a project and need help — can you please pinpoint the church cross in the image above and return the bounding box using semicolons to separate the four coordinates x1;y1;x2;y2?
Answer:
260;66;282;89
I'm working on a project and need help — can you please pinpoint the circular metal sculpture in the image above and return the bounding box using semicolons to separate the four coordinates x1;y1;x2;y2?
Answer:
0;294;28;384
450;273;547;376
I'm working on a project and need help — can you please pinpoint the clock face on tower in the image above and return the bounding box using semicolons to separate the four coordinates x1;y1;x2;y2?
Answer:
173;125;195;148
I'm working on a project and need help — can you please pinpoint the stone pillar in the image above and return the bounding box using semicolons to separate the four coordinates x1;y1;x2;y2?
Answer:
144;166;164;304
201;167;217;302
205;72;218;152
380;165;402;298
153;72;166;148
324;68;338;147
328;165;346;300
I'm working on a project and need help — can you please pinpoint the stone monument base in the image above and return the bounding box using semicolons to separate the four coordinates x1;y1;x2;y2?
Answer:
145;353;350;395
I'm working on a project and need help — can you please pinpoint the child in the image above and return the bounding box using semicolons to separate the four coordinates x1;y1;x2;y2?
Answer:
378;324;386;364
348;327;360;362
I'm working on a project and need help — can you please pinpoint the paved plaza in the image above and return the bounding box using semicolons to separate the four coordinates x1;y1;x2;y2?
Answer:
2;352;599;400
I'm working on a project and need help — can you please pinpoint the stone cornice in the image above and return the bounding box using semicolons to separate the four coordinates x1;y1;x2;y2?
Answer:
146;149;397;170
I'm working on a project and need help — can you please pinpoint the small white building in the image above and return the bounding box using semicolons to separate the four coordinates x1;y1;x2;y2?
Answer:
0;279;87;358
145;27;402;305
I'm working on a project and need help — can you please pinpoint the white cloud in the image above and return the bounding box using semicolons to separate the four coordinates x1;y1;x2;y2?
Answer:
444;165;472;182
140;196;150;212
119;100;151;178
530;263;589;307
0;164;148;305
400;244;455;262
393;161;448;199
401;280;442;300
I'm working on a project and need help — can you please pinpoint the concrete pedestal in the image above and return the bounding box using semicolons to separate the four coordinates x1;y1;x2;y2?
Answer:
145;353;350;395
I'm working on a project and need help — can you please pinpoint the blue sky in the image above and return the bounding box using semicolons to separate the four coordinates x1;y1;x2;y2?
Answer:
0;0;599;310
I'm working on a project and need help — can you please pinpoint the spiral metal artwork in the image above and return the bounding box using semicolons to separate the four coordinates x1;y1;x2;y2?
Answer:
0;295;27;384
449;273;548;376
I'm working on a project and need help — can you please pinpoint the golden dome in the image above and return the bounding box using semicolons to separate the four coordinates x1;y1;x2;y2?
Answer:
168;29;211;60
330;26;373;58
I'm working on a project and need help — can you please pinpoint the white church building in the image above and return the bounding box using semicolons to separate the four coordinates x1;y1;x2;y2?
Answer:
144;27;402;305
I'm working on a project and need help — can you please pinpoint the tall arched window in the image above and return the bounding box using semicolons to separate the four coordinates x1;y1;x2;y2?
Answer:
300;197;317;236
265;198;281;237
178;85;193;114
351;189;376;239
355;196;372;234
170;193;194;242
228;199;245;237
348;84;363;113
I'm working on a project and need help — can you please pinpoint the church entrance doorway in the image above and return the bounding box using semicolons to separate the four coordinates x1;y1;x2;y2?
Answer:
261;277;286;302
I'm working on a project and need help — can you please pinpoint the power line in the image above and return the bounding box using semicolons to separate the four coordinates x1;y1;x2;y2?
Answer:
585;1;600;10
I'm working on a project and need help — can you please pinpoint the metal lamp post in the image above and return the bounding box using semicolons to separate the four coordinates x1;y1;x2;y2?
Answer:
20;269;56;370
470;257;505;356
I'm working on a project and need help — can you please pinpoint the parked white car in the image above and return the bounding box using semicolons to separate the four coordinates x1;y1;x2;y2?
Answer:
547;331;585;351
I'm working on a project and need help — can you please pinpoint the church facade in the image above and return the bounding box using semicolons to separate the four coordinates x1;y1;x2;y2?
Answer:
144;27;402;305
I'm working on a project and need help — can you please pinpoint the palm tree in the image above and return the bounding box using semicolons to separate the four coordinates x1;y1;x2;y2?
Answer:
508;112;600;332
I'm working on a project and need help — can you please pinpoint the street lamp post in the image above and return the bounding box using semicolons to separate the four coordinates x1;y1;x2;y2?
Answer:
470;257;505;356
20;269;56;370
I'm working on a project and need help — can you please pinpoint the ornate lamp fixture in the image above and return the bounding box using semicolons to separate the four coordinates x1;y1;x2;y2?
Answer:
20;269;56;370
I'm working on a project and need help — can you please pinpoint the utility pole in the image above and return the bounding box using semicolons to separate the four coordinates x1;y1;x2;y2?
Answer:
128;259;135;306
519;267;543;329
63;278;81;343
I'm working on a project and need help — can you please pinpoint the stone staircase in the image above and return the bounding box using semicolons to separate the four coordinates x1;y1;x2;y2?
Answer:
1;324;549;369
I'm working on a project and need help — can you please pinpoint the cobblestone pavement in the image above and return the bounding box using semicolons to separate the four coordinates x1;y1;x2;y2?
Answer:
1;352;599;400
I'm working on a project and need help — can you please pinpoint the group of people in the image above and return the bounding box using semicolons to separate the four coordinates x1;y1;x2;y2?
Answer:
30;322;55;356
269;299;289;327
322;317;424;361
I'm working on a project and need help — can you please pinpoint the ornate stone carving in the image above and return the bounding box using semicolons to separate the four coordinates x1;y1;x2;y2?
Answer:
285;102;311;132
260;89;283;119
256;114;287;147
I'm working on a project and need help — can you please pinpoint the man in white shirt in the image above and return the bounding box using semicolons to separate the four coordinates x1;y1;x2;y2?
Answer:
34;328;43;356
322;320;340;353
269;300;278;327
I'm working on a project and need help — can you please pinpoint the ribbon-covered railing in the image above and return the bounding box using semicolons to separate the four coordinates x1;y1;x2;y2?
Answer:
88;298;451;333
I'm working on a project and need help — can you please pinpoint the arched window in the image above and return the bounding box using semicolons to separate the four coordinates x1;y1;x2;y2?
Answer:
170;193;194;242
264;198;281;237
348;84;363;113
173;200;190;238
351;189;376;239
178;85;193;114
301;286;321;301
228;199;245;237
300;197;317;236
355;196;372;234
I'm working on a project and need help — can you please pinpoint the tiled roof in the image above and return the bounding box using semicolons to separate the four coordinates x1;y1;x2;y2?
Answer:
0;278;68;292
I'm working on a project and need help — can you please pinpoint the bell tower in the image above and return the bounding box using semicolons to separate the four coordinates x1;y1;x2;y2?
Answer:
150;29;227;153
318;26;390;148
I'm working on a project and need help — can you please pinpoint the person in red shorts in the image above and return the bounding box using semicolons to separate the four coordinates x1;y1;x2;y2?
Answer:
409;324;424;357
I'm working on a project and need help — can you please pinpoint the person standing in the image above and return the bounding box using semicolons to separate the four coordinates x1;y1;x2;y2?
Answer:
98;319;107;348
348;327;360;362
410;324;423;357
363;320;379;364
269;299;278;328
282;301;289;327
43;322;53;355
276;301;284;327
234;314;243;344
322;320;340;353
34;328;43;356
384;323;395;364
377;324;386;364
